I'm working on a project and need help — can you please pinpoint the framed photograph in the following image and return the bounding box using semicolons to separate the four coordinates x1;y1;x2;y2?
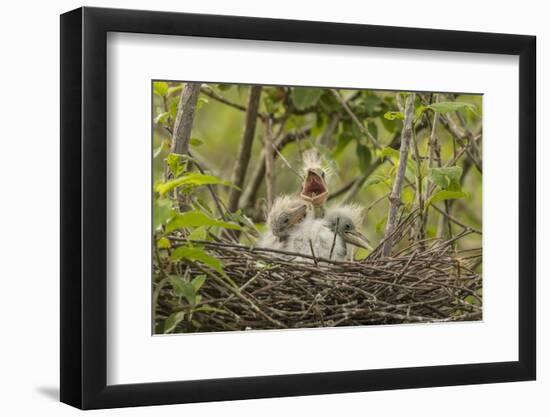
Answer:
60;6;536;409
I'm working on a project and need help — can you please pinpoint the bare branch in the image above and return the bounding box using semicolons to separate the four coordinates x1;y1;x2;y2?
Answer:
264;117;275;210
170;82;201;155
227;86;262;212
382;93;416;257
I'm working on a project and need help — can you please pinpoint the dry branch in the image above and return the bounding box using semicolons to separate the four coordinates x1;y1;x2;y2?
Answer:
155;225;482;332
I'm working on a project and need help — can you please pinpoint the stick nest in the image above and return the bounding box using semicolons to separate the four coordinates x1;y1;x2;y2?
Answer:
155;218;482;333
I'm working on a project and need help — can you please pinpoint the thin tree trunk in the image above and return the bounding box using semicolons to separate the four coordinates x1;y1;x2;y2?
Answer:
264;118;275;211
420;94;440;237
170;82;201;155
227;86;262;212
382;93;415;257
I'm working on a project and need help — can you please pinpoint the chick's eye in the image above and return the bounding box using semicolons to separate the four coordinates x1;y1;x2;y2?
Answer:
345;224;352;231
282;218;289;224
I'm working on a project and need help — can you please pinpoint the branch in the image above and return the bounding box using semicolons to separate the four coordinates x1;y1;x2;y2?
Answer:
438;113;482;173
331;89;381;149
199;85;246;111
410;126;425;242
170;82;201;155
318;113;340;146
227;86;262;212
339;132;401;204
382;93;415;257
240;128;311;211
264;117;275;210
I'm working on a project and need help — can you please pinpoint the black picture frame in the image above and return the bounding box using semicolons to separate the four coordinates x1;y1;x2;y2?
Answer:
60;6;536;410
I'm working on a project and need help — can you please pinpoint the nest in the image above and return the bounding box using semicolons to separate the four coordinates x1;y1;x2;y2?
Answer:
155;215;482;332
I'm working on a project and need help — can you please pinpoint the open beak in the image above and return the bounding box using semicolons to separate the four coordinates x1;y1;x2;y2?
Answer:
288;204;308;226
342;230;373;250
300;169;328;205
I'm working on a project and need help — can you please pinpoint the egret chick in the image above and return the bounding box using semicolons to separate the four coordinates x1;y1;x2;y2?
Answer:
299;150;330;219
324;204;372;261
288;216;333;260
258;195;308;251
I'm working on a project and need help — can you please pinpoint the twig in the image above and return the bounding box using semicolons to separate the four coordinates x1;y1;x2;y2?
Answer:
329;218;339;260
431;204;482;234
308;239;318;266
331;89;381;149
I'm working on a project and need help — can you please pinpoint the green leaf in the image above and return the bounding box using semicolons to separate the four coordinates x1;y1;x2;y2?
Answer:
190;138;203;146
163;311;184;333
427;190;468;206
367;121;378;139
157;237;171;249
217;84;232;91
379;147;416;180
165;211;243;233
379;146;400;160
364;175;389;189
171;246;225;276
169;275;194;298
332;131;353;158
191;274;207;292
354;247;370;261
168;97;179;119
375;216;387;234
167;85;183;97
166;153;186;178
428;166;463;191
188;226;208;241
153;198;174;231
196;97;209;110
427;101;477;114
290;88;323;111
169;275;201;305
193;305;226;314
153;81;169;97
155;173;237;196
356;143;371;171
383;111;404;120
362;94;381;114
414;105;426;122
464;295;481;306
351;120;363;139
402;187;415;205
154;111;170;125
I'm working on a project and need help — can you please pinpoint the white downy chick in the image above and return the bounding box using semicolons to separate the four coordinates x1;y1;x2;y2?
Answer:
257;195;308;251
323;204;372;261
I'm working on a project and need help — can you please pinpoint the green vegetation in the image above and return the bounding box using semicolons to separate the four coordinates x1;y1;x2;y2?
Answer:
152;82;482;334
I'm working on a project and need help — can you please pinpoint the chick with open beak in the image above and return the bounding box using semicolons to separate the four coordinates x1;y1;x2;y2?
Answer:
258;195;308;251
300;150;329;218
324;204;372;261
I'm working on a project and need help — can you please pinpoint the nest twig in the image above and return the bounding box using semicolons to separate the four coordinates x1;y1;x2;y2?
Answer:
154;219;482;333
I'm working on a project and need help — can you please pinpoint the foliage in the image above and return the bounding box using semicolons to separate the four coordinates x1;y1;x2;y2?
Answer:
152;81;483;333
